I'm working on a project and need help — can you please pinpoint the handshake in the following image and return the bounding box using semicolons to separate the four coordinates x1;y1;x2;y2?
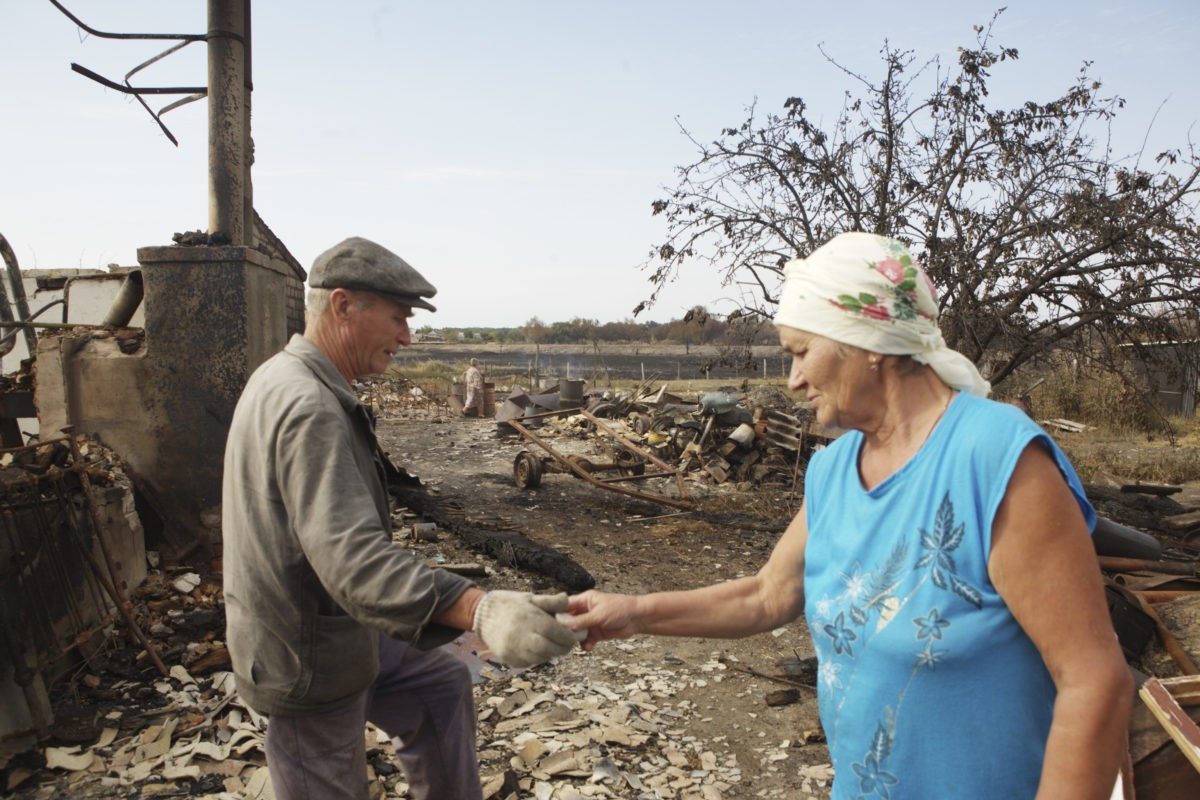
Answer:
472;590;586;668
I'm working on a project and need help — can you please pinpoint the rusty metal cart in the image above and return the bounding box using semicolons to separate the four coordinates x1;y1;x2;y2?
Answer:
506;407;693;510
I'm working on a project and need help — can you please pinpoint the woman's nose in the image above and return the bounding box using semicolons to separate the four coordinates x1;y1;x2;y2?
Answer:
787;359;804;391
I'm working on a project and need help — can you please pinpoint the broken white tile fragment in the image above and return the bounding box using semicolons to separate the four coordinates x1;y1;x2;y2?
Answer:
173;572;201;593
45;747;95;771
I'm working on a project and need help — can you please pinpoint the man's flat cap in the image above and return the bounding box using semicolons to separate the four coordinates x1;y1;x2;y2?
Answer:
309;237;437;312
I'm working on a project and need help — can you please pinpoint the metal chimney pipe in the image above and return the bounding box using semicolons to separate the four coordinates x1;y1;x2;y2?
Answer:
101;271;145;328
207;0;249;245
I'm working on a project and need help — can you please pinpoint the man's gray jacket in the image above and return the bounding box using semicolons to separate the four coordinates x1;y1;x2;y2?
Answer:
223;335;473;715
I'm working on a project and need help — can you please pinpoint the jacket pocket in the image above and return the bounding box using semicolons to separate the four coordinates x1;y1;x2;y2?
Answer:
293;614;377;706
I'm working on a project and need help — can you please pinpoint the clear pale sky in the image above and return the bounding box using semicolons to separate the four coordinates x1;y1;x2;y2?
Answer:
2;1;1195;327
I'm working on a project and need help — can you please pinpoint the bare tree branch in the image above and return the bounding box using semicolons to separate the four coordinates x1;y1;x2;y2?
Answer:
640;12;1200;389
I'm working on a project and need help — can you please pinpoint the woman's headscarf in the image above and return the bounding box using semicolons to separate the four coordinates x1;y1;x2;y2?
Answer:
773;232;991;397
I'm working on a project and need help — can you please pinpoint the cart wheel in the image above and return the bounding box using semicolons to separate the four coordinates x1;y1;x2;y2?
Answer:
513;451;543;489
615;449;646;477
630;413;652;435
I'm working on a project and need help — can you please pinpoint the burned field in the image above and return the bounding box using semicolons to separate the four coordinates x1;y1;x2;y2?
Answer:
3;375;1200;799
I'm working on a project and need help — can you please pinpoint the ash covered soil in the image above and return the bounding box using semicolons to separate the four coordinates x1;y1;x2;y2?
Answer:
375;397;833;799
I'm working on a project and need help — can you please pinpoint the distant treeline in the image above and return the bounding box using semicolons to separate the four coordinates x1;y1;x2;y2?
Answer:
417;308;778;345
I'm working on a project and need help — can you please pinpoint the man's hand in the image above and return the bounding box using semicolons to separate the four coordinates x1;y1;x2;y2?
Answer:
472;591;579;668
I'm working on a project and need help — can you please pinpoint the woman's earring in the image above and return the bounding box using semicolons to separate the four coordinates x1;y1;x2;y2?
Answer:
870;359;880;372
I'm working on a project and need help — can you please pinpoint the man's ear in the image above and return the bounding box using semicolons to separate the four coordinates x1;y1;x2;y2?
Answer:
329;288;354;321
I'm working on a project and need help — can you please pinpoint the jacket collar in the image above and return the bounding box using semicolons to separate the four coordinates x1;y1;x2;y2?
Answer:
284;334;360;414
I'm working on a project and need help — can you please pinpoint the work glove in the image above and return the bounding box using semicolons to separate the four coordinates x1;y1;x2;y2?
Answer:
472;590;581;668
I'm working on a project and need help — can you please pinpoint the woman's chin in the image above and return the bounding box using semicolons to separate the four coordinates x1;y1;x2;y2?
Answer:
814;409;840;430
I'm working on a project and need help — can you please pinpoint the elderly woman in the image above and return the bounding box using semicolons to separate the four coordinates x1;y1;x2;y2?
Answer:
566;232;1131;799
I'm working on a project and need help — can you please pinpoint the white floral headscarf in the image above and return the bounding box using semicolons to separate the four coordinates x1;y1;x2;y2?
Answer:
774;232;991;397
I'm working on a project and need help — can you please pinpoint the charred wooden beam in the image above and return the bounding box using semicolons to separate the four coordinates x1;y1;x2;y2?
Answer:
380;451;595;592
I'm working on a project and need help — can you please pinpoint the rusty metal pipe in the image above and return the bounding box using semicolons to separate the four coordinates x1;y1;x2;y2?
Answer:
48;0;205;41
100;271;145;327
1097;556;1196;576
0;299;67;351
0;232;35;357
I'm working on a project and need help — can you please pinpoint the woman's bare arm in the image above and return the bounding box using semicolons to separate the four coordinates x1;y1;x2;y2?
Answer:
989;443;1133;800
566;500;810;649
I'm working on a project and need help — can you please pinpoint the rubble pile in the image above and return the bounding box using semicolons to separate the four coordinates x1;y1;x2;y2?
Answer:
359;374;452;420
498;382;827;493
356;374;818;494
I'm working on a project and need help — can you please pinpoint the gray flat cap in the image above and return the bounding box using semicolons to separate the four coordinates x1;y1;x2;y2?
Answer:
309;237;437;312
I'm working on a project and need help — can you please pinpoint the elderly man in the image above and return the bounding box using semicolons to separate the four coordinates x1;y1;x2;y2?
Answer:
223;237;578;800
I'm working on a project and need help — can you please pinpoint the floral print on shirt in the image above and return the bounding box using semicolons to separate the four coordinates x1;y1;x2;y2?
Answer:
811;492;981;799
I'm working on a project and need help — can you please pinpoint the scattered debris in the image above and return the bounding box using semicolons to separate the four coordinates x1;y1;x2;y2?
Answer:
506;408;693;511
472;643;828;800
496;381;828;501
1042;417;1094;433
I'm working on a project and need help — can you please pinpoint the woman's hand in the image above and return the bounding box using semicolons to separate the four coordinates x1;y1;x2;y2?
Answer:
563;502;810;651
564;590;640;651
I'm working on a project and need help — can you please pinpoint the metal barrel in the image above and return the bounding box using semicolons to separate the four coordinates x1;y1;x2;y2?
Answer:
558;378;584;408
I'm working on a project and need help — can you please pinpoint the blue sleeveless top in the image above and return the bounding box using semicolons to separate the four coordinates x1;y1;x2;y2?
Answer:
803;392;1095;799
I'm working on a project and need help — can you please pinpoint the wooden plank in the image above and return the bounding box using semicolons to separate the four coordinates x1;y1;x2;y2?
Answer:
1043;417;1089;432
1160;676;1200;707
1140;678;1200;773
